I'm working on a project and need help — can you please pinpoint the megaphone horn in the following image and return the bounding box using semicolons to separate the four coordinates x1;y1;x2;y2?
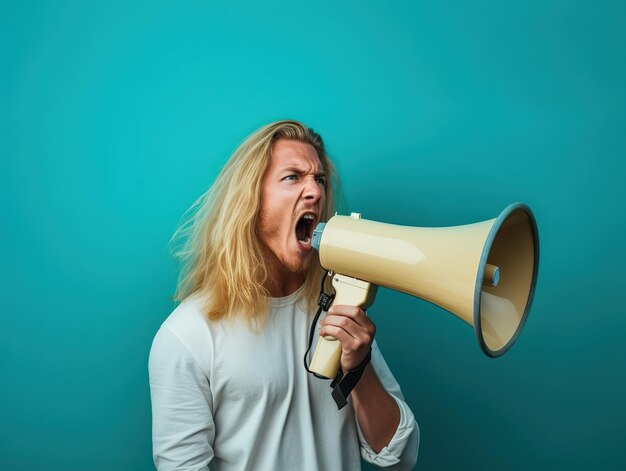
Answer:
308;203;539;379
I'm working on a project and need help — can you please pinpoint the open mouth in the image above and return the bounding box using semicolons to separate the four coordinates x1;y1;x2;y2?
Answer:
295;213;316;249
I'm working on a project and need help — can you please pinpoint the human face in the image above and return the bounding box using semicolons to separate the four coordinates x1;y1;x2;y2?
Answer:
258;139;326;279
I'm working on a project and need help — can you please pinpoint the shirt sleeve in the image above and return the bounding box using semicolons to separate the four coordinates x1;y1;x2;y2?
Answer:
148;324;215;471
356;340;420;470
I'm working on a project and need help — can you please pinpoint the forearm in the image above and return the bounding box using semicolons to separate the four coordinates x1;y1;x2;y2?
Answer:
350;363;401;453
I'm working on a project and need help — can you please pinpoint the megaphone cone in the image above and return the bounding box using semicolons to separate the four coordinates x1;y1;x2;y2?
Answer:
309;203;539;378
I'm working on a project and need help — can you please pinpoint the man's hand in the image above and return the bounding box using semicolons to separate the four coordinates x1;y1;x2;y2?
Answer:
319;305;376;372
319;305;401;453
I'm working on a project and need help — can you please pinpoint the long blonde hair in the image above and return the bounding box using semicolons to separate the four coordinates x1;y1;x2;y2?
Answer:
170;120;344;327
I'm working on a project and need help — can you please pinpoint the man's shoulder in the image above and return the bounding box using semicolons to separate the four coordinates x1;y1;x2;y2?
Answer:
164;293;208;331
157;294;217;354
150;294;219;375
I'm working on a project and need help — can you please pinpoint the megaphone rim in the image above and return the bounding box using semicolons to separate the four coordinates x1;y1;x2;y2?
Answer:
473;202;540;358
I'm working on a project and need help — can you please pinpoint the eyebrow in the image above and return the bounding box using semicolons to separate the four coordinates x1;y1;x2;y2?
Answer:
281;165;326;178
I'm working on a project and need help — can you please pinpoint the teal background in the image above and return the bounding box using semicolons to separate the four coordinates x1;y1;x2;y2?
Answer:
2;1;625;470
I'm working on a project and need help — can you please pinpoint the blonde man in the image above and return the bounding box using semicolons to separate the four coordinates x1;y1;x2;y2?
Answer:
149;120;419;470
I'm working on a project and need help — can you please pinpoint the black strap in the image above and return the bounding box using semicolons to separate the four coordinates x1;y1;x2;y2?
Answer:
303;272;335;379
330;348;372;410
303;271;371;410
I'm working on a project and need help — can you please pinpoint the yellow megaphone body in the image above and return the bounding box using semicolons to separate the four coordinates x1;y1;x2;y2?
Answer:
309;203;539;379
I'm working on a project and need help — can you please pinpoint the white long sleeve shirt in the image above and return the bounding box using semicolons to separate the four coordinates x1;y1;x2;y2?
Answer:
149;287;419;470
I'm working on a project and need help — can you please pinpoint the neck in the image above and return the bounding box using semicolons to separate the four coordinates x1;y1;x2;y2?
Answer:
260;247;306;297
263;269;305;297
265;275;304;298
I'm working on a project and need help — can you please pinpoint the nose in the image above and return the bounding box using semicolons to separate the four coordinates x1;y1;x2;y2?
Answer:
303;176;323;203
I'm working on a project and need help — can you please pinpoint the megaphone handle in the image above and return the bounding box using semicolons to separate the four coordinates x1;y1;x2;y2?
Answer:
308;274;378;379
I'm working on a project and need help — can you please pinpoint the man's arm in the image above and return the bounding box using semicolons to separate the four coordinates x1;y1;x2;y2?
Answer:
319;305;405;451
351;364;401;452
149;324;215;471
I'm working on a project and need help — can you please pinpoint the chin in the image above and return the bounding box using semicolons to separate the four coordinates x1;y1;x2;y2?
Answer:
285;260;310;274
283;253;314;274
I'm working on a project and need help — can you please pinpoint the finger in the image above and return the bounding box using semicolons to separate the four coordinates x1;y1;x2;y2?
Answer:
328;305;362;317
323;309;376;338
321;315;374;345
328;305;370;327
319;324;360;350
320;315;359;340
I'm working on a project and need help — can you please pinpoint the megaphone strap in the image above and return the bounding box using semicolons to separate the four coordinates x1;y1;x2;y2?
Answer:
303;272;335;380
330;348;372;410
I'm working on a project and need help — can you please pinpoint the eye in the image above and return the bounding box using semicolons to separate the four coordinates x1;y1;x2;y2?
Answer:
282;174;298;181
315;176;326;186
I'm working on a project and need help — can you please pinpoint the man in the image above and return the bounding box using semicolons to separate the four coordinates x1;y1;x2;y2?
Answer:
149;120;419;470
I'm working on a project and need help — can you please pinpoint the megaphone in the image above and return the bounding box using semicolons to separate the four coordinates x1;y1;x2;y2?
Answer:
308;202;539;379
